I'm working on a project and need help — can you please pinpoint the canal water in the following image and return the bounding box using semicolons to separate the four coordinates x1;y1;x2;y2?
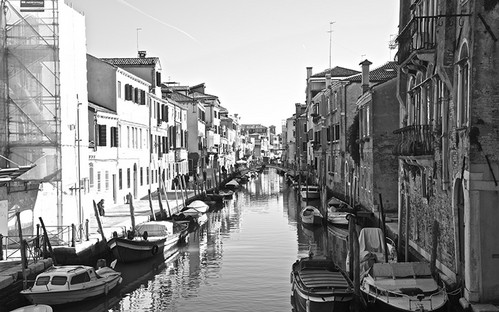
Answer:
53;168;361;312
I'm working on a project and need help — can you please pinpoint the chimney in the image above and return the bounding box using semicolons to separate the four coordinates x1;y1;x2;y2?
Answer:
325;73;331;89
306;67;313;80
138;50;147;58
359;59;372;93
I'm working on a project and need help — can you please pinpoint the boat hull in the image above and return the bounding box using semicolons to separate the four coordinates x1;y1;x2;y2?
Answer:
291;287;352;312
362;290;448;312
108;235;179;263
22;274;121;305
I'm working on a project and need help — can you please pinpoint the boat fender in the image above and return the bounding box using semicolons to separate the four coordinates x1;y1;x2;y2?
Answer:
104;283;109;295
152;244;159;255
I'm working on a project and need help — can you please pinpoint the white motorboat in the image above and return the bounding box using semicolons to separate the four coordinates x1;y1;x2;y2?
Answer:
300;205;323;226
10;304;53;312
358;228;447;312
327;197;354;226
20;264;122;305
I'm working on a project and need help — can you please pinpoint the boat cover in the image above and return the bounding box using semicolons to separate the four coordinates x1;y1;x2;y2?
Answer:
135;221;173;237
359;227;387;263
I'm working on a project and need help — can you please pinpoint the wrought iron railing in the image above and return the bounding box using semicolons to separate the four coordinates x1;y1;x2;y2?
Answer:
0;221;89;261
397;16;438;62
393;125;434;156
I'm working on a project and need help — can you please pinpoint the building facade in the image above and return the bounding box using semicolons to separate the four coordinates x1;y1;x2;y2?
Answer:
395;0;499;305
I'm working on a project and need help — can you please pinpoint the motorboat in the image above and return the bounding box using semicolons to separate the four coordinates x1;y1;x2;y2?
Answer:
300;206;323;226
327;197;355;226
291;253;353;312
10;304;53;312
299;185;320;200
20;264;122;305
107;221;188;263
358;228;447;311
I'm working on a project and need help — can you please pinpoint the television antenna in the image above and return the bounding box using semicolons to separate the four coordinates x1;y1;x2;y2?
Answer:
388;34;398;59
328;22;335;69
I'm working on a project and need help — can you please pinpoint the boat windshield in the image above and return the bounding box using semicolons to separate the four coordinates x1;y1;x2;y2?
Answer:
35;276;50;286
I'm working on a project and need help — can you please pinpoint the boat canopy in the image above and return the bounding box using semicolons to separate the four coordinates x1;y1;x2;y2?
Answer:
135;221;173;236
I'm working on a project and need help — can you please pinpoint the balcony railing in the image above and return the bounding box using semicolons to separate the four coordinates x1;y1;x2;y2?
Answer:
397;16;438;63
393;125;434;156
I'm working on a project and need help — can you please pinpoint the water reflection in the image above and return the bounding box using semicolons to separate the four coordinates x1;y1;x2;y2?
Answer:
50;168;356;312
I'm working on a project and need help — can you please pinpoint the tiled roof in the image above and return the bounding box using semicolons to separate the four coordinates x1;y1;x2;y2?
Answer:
311;66;360;78
345;61;398;83
100;57;159;66
167;92;193;102
190;91;218;100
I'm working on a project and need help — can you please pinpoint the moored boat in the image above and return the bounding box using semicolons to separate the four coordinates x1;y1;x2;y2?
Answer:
107;221;187;263
291;254;353;312
358;228;447;311
299;185;320;200
10;304;53;312
327;197;355;226
300;205;323;226
20;264;122;305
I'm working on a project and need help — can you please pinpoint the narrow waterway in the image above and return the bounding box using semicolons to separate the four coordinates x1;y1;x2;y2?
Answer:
53;168;357;312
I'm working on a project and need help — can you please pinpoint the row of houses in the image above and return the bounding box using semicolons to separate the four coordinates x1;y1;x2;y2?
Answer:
0;1;280;244
281;0;499;308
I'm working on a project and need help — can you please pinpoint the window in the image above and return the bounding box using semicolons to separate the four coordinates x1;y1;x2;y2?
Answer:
70;272;90;285
140;167;143;186
97;171;101;192
89;163;94;188
118;169;122;190
127;126;130;148
51;276;67;285
366;106;370;137
110;127;119;147
146;167;149;184
105;171;109;191
97;125;107;146
127;168;130;188
118;81;122;98
457;43;469;127
35;276;50;286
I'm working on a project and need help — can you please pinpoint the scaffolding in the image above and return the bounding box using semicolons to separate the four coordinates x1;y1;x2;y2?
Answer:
1;0;60;182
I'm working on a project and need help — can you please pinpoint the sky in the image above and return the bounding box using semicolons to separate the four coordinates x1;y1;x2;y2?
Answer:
68;0;400;129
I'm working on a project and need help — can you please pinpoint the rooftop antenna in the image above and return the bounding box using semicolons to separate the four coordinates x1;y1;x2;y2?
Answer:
328;21;335;69
388;34;398;60
136;27;142;54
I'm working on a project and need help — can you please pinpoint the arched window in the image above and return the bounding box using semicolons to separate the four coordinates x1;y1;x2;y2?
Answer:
457;42;470;127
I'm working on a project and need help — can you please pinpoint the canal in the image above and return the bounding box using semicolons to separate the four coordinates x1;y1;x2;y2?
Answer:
54;168;363;311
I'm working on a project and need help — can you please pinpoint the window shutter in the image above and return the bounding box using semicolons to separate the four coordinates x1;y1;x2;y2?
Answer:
98;125;107;146
140;90;146;105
